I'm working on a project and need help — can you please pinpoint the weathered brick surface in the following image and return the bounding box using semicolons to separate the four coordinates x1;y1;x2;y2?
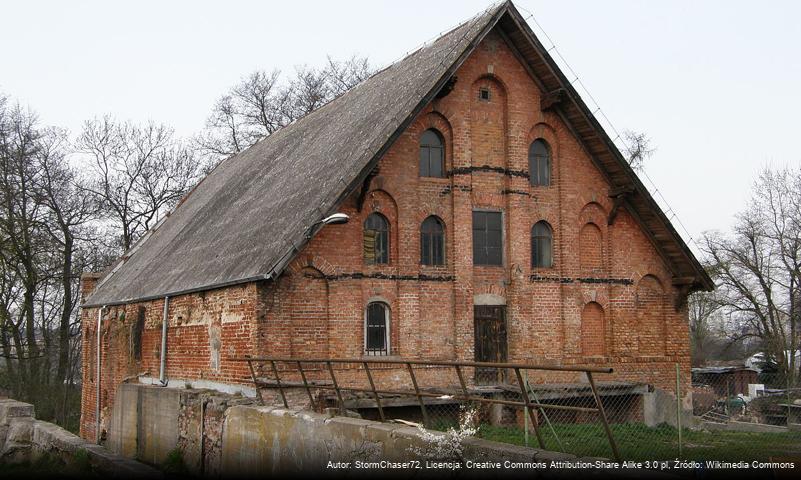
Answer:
80;32;693;440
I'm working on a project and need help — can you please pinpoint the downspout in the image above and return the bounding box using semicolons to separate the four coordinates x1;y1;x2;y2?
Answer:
159;296;170;386
95;306;105;444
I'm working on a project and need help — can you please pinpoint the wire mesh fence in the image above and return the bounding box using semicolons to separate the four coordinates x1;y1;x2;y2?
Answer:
233;357;801;462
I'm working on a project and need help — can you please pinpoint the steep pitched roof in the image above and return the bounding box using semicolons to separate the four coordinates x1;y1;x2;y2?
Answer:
84;1;711;307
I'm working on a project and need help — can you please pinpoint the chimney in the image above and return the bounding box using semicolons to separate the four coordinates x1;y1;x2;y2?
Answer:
80;272;104;303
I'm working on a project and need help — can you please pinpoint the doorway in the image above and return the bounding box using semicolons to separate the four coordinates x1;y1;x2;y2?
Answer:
473;305;507;384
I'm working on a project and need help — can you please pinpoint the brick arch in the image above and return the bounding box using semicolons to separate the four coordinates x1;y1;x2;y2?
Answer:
636;274;666;356
470;75;508;170
363;189;399;265
410;111;454;176
473;283;507;303
526;122;559;187
288;254;338;278
581;301;606;356
579;201;606;225
529;217;558;269
526;122;560;162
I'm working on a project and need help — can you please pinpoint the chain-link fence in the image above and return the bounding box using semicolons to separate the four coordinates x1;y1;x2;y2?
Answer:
234;357;801;462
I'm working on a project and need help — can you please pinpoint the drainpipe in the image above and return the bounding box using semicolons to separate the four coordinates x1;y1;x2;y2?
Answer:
159;296;170;386
95;306;105;444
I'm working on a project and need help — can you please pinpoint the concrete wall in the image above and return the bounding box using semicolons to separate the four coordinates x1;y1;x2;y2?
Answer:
108;383;182;465
107;383;252;476
643;388;694;428
106;384;603;476
219;404;584;476
0;398;160;478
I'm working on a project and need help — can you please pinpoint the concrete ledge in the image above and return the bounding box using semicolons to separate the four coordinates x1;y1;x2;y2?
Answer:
701;420;788;433
0;399;35;424
0;398;161;478
220;402;595;476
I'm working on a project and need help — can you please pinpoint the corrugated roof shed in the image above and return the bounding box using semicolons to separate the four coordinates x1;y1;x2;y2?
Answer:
84;1;712;307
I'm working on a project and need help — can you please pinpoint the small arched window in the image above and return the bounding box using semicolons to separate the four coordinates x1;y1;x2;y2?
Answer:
421;216;445;266
364;213;389;265
419;129;445;178
529;139;551;186
365;302;390;356
531;221;553;268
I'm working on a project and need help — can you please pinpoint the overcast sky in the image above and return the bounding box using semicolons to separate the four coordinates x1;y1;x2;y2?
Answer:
2;0;800;255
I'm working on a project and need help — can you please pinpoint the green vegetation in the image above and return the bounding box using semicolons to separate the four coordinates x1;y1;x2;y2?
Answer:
162;448;189;476
476;422;801;461
0;451;95;478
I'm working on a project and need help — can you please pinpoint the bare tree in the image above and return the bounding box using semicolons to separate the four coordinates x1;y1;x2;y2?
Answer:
34;127;100;423
0;100;47;397
77;116;203;252
702;166;801;383
196;55;372;163
622;130;654;171
688;290;724;366
0;94;111;430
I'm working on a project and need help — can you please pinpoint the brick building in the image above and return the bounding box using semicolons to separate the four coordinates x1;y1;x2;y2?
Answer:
79;1;712;441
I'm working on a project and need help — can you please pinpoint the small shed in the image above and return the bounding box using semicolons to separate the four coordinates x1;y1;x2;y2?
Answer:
692;366;759;397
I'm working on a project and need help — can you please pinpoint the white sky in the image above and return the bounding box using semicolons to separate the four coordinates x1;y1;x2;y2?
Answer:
2;0;800;253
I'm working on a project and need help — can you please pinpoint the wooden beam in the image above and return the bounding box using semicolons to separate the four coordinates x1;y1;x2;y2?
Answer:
356;168;378;212
541;88;566;111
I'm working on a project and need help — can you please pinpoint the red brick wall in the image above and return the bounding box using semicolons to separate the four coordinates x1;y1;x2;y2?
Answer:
79;284;258;441
79;30;693;439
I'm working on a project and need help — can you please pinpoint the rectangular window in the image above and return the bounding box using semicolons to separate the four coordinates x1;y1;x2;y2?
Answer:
472;211;503;265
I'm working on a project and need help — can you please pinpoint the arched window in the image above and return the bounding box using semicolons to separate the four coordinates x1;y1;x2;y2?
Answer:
531;221;553;268
365;302;390;355
419;129;445;178
421;216;445;266
364;213;389;265
528;139;551;186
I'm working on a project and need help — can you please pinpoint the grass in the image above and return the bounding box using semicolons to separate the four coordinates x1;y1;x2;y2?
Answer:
474;422;801;461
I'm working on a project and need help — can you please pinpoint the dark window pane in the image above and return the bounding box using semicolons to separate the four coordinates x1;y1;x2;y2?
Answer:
529;139;551;186
421;216;445;266
487;247;502;265
430;148;443;177
473;211;502;266
420;129;444;178
531;221;553;268
366;303;388;354
365;214;389;264
421;234;431;265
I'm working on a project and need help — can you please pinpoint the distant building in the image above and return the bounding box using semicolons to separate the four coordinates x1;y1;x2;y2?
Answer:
692;366;759;397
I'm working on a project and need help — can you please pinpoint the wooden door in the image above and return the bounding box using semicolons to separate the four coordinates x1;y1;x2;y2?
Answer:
474;305;507;384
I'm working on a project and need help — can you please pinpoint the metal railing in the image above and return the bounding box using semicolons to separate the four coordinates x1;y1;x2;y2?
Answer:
230;356;620;461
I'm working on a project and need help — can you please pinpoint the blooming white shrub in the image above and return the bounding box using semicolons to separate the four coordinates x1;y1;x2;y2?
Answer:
408;405;479;462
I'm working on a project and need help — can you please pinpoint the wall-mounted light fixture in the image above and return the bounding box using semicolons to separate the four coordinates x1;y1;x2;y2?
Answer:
305;212;350;238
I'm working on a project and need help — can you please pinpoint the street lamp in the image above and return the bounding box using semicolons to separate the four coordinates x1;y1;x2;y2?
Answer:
305;212;350;238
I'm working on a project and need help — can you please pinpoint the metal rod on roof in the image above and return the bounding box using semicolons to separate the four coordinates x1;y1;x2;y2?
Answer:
95;306;105;444
158;296;170;386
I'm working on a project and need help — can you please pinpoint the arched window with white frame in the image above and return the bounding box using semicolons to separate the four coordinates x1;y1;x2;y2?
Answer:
365;302;390;356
